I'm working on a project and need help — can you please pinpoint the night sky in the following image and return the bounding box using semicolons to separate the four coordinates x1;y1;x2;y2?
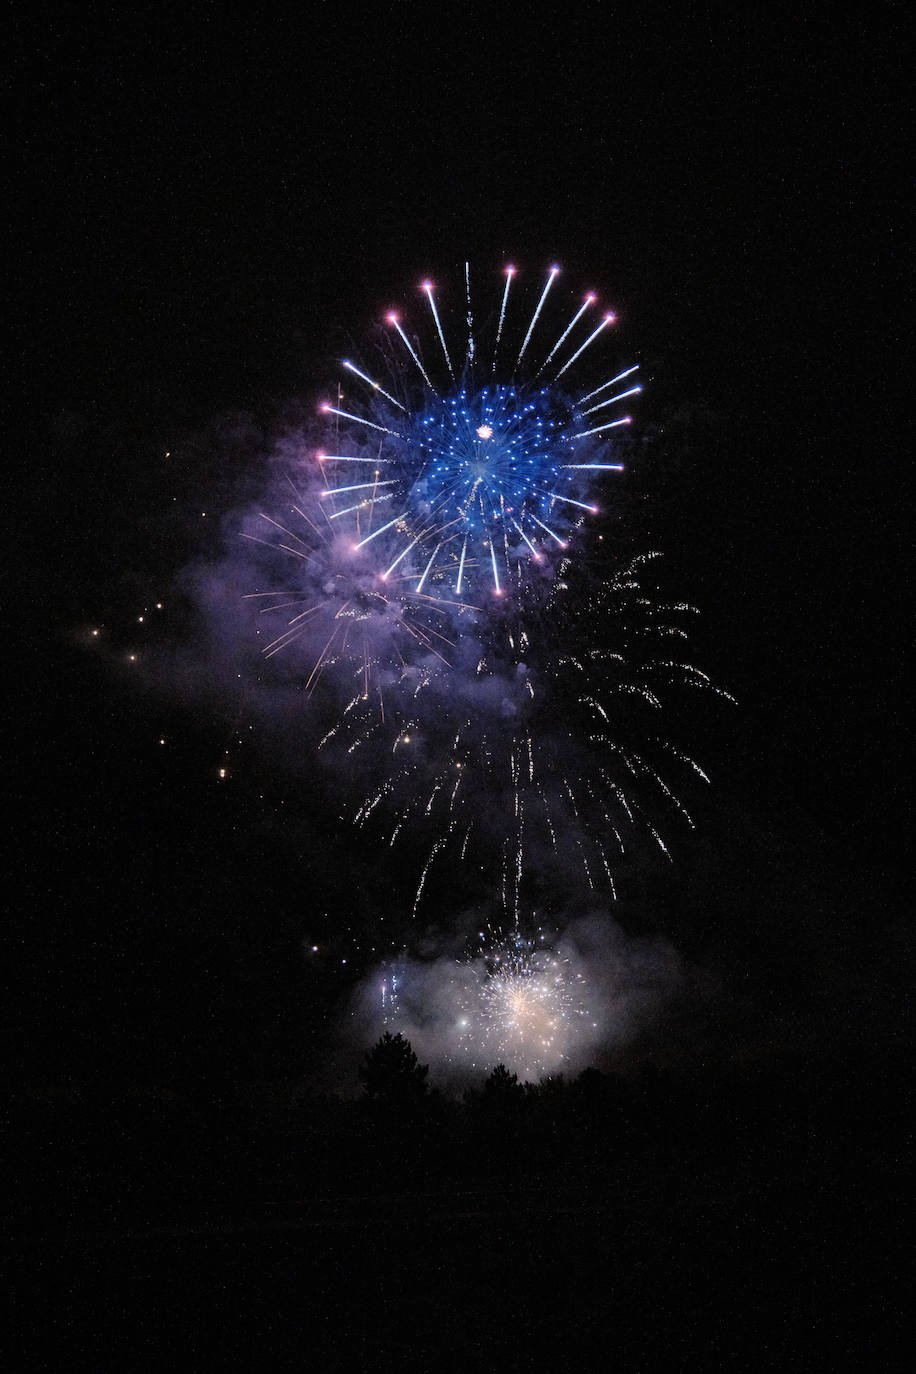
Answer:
10;9;908;1093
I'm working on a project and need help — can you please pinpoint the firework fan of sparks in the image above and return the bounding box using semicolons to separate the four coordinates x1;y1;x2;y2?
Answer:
457;926;592;1082
376;926;592;1082
241;264;733;914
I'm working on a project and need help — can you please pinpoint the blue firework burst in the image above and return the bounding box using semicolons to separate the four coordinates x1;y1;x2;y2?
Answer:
315;264;639;603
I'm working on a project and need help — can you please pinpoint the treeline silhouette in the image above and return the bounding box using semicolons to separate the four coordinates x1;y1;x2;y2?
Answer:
10;1033;907;1233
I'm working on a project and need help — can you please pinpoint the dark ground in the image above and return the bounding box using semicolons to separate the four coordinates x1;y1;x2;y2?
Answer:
10;1049;910;1368
13;1191;898;1369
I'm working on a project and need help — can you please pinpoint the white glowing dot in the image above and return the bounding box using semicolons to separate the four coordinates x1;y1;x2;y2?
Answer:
476;424;493;439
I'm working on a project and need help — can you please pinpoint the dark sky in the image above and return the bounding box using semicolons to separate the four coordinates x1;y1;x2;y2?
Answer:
9;9;908;1088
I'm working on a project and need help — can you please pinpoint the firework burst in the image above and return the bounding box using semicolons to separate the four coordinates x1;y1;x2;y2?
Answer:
456;926;592;1081
243;265;731;914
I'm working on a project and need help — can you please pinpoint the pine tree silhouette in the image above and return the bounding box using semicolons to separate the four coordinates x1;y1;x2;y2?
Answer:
358;1032;429;1108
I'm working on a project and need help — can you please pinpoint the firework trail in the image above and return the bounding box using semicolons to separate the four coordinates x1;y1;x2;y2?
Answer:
241;265;731;914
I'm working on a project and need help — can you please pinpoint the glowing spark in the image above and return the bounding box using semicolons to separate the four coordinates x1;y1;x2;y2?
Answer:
382;532;423;579
572;416;632;439
534;292;595;378
416;543;440;594
342;360;407;412
577;365;641;405
511;520;541;560
354;515;401;548
553;312;615;379
456;534;468;593
527;512;567;547
385;315;438;393
319;453;391;465
516;265;559;369
422;281;455;381
582;385;643;415
489;538;501;594
319;479;396;497
321;404;406;439
492;265;515;371
329;491;395;519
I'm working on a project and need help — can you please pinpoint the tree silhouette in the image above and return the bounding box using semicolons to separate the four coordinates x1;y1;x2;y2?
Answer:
483;1064;525;1103
358;1032;429;1109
